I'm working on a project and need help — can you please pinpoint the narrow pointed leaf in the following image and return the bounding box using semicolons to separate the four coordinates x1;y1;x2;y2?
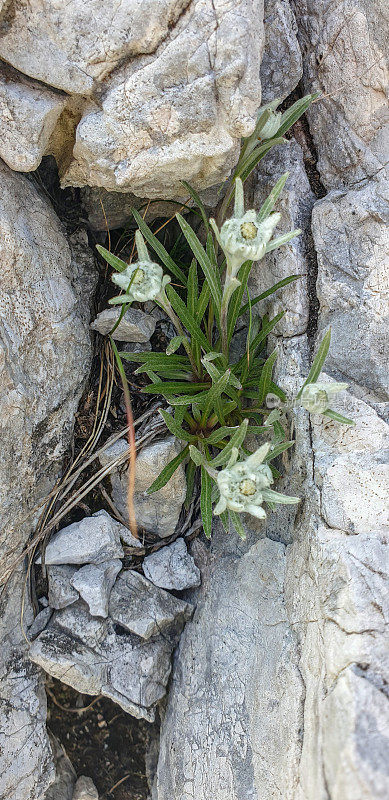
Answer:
166;284;211;353
141;381;208;395
264;440;295;461
239;275;299;316
185;459;197;509
176;213;222;314
265;229;301;253
211;419;249;467
323;409;355;425
147;445;189;494
227;260;253;341
257;172;289;224
96;245;129;273
201;369;232;423
200;467;213;539
159;409;196;442
166;336;186;355
229;510;247;540
296;328;331;398
132;207;187;285
277;93;320;137
181;181;209;231
257;349;278;406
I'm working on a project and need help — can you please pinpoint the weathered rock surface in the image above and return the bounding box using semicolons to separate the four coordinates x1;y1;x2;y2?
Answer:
0;62;66;172
0;573;55;800
249;139;315;337
99;437;186;538
90;306;156;342
28;606;53;640
0;162;96;800
312;182;389;399
109;570;193;640
37;511;125;565
72;776;99;800
143;538;201;591
30;597;185;722
294;0;389;189
48;565;80;610
71;560;122;618
260;0;302;102
44;735;76;800
61;0;264;196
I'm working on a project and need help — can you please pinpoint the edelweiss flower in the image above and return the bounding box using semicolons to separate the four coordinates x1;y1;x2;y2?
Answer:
109;231;170;304
214;443;299;520
211;178;281;275
300;381;348;414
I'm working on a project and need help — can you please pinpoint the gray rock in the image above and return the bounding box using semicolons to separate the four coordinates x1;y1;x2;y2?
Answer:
99;437;186;538
249;139;315;337
295;0;389;189
28;606;53;640
0;572;55;800
45;735;76;800
72;775;99;800
0;162;96;800
313;182;389;399
143;539;201;591
60;0;263;196
109;570;193;640
48;565;80;610
260;0;302;102
30;600;177;722
90;307;156;342
81;187;180;231
71;560;122;618
0;61;66;172
37;511;125;565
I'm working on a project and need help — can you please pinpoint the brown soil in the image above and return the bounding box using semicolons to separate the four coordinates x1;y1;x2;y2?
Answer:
47;678;153;800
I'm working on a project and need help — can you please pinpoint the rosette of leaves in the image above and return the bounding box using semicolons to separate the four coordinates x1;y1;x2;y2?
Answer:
96;92;353;540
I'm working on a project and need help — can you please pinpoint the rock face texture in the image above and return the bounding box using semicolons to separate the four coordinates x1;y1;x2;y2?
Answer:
0;161;96;799
0;0;264;199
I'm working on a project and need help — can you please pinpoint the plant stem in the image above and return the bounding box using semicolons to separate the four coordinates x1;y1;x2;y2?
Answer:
157;293;199;379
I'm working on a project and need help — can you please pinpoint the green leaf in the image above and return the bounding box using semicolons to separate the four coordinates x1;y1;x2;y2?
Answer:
166;336;186;355
257;172;289;224
200;467;213;539
239;275;299;317
187;259;198;315
296;328;331;399
257;349;278;406
181;181;210;231
264;440;295;461
219;509;230;534
227;260;253;342
211;419;249;467
201;369;233;423
237;139;285;183
176;213;222;316
96;245;129;273
185;459;197;509
277;93;320;137
141;380;208;395
323;409;355;426
204;425;240;445
196;280;211;322
169;391;210;406
166;284;211;354
119;351;189;365
262;488;300;505
132;207;187;286
147;445;189;494
229;510;246;540
236;312;284;380
189;445;208;468
159;409;196;442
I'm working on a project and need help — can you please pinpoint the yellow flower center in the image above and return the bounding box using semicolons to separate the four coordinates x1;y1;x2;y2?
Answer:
240;222;258;241
239;478;256;496
132;268;145;284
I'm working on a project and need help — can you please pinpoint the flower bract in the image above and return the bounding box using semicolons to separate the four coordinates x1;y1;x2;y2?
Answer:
300;381;348;414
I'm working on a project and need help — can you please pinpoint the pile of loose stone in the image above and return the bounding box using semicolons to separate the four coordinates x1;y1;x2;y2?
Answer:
29;509;200;722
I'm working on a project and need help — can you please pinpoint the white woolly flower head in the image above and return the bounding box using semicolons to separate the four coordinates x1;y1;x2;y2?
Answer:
214;443;274;520
300;381;348;414
210;178;281;275
109;231;170;304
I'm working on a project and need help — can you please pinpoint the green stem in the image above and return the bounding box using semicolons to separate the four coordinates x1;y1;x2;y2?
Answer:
157;292;199;379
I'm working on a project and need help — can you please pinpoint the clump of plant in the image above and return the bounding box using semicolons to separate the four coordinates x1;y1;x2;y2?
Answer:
97;95;353;539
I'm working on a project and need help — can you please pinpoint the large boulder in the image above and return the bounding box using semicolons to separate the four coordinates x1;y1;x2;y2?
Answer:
0;161;96;799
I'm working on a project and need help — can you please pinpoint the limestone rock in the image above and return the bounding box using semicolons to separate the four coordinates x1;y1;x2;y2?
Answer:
99;437;186;538
0;572;55;800
37;511;125;565
295;0;389;189
0;0;192;95
71;560;122;618
45;735;76;800
72;776;99;800
155;532;304;800
30;600;178;722
260;0;302;102
0;62;66;172
312;182;389;398
28;606;53;640
90;307;156;342
81;188;180;232
60;0;264;196
250;140;315;337
109;570;193;640
143;539;201;591
48;565;80;610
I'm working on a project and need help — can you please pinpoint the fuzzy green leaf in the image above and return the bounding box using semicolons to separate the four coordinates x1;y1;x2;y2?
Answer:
96;245;129;273
141;380;208;395
257;172;289;224
200;467;213;539
181;181;209;231
166;336;186;355
159;409;196;442
166;284;211;353
277;93;320;137
211;419;249;467
176;213;222;316
297;329;331;398
239;275;299;317
132;208;187;286
323;409;355;426
257;349;278;406
229;510;247;540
